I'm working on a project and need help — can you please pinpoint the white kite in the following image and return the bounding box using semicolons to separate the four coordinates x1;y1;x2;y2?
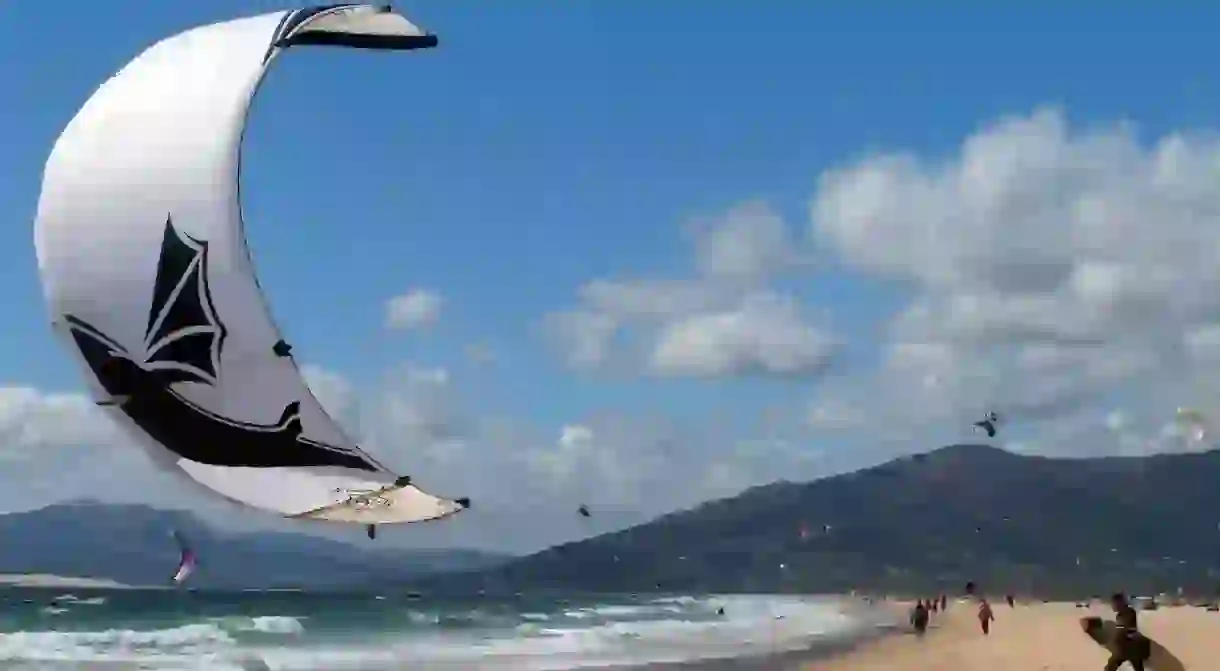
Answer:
34;5;469;538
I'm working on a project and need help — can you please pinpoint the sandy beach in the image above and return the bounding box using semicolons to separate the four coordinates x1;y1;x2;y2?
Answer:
803;599;1214;670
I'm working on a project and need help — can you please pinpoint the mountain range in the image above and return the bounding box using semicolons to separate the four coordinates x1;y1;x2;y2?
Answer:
0;500;509;589
9;445;1220;597
431;444;1220;599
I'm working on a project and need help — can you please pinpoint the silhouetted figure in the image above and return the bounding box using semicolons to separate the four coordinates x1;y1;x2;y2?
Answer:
910;600;929;635
940;594;948;611
1107;592;1150;671
978;599;995;635
1006;594;1015;608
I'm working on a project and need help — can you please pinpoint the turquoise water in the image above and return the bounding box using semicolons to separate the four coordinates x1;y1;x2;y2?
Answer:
0;588;892;670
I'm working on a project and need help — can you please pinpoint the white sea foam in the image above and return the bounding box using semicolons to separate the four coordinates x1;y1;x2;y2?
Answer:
215;616;307;635
0;595;887;670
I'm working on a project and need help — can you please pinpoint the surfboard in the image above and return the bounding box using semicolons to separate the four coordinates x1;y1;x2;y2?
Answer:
1079;617;1185;671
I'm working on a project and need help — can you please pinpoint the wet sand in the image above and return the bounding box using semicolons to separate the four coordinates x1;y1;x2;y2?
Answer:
607;623;899;670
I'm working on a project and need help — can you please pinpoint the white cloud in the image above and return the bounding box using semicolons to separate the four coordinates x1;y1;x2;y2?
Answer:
0;386;119;452
543;310;619;369
544;202;837;379
17;105;1220;554
0;385;191;515
384;289;443;330
528;105;1220;509
650;293;838;377
814;107;1220;348
558;424;594;448
362;363;462;457
690;200;811;281
798;106;1220;460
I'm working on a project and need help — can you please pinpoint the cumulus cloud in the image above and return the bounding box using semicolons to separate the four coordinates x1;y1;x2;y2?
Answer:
651;293;838;377
689;200;812;281
362;363;463;463
796;106;1220;460
815;108;1220;346
17;105;1220;553
0;384;190;515
0;386;119;452
541;105;1220;468
544;202;837;378
558;424;594;448
384;288;443;330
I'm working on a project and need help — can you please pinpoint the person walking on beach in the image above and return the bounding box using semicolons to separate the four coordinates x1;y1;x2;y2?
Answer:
1105;592;1149;671
977;598;995;635
940;594;948;611
910;600;929;635
1005;593;1015;608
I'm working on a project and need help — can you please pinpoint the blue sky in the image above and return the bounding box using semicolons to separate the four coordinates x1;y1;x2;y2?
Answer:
5;4;1220;547
0;3;1212;401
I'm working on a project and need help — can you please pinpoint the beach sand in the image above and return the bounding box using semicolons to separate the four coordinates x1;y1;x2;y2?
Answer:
802;600;1215;670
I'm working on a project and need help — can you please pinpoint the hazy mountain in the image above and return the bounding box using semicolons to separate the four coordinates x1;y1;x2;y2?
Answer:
435;445;1220;598
0;501;510;589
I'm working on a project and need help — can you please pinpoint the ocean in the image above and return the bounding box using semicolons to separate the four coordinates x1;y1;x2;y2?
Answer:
0;588;898;670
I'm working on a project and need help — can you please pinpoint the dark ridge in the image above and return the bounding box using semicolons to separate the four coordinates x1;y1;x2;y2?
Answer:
421;445;1220;599
0;502;511;589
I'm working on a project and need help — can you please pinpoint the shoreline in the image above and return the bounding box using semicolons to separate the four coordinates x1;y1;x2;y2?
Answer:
0;573;131;588
614;624;903;670
613;599;907;670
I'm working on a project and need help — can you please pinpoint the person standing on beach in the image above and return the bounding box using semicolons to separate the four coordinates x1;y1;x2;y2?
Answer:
940;594;948;611
1005;593;1015;608
977;598;995;635
911;600;929;635
1105;592;1149;671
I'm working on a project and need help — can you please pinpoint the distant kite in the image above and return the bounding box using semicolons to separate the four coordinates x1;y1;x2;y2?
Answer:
973;412;1001;438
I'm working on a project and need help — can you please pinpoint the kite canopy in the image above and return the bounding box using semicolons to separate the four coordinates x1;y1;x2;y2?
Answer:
34;5;467;526
170;530;197;585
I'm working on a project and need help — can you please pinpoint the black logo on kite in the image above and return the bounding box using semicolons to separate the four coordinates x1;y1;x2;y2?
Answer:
62;215;377;472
